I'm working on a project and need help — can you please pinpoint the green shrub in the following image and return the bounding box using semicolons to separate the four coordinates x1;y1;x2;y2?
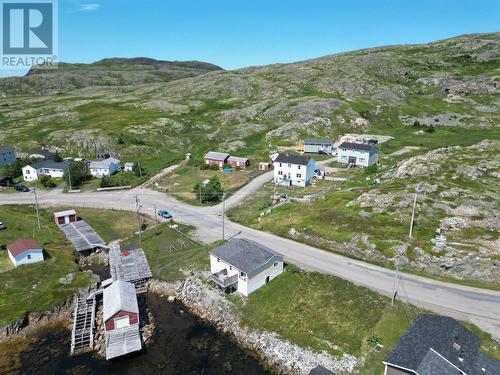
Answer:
194;176;224;203
210;164;219;170
40;175;57;188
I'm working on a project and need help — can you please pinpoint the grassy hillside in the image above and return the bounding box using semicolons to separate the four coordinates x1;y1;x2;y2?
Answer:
0;57;222;96
0;33;498;174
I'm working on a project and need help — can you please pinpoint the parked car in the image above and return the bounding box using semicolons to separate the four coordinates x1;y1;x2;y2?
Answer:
0;222;6;230
14;183;29;192
157;209;173;219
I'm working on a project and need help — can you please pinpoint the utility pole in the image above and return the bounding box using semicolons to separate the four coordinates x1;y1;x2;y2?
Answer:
391;259;400;306
221;192;226;241
137;161;143;177
135;195;142;244
33;188;41;230
154;203;158;228
409;184;421;239
67;163;72;191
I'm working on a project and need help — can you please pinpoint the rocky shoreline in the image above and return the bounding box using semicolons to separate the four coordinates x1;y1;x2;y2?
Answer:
0;296;74;342
149;274;357;375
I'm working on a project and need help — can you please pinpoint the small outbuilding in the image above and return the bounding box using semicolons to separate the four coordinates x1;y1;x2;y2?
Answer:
227;156;250;169
7;239;44;267
54;209;77;225
103;280;142;360
259;162;271;171
124;162;134;172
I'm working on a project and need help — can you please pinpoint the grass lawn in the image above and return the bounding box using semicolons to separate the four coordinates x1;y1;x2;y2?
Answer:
156;165;260;205
228;266;500;372
122;223;216;282
0;205;144;326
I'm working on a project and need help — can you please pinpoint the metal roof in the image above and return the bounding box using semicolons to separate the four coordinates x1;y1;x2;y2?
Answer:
384;314;500;375
304;138;333;145
109;243;152;283
274;153;311;166
30;149;56;158
59;220;106;252
228;156;249;163
338;142;376;152
204;151;230;161
210;238;283;274
89;157;120;169
7;239;42;257
28;160;70;170
103;280;139;322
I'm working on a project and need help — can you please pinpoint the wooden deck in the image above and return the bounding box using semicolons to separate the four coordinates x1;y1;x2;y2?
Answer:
105;325;142;360
70;295;97;353
60;220;106;253
109;243;152;292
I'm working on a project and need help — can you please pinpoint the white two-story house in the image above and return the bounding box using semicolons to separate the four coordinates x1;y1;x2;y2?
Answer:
273;153;315;187
210;239;284;296
22;160;69;182
337;142;378;167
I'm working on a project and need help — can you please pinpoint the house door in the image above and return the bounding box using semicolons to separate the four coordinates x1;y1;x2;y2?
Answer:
265;276;270;284
348;156;356;164
115;316;130;329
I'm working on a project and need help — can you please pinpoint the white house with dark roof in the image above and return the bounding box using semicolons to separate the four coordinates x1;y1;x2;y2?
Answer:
210;238;284;296
273;153;315;187
383;314;500;375
22;160;69;182
89;157;121;178
0;146;16;166
337;142;378;167
303;138;334;154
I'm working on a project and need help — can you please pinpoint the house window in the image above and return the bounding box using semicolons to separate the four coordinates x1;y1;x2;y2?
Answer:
229;266;232;270
273;262;278;267
296;173;301;178
27;254;31;259
298;165;301;169
288;163;291;168
217;258;220;262
240;271;246;280
278;170;283;175
279;163;282;167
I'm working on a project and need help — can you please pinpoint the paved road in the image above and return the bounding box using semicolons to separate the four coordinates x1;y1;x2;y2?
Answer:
1;169;500;340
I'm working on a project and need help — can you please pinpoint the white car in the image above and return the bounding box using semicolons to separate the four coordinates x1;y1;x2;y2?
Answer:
0;222;6;230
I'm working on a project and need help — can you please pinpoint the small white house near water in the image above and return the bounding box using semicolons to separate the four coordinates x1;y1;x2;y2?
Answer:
209;238;284;296
7;239;44;267
89;157;121;178
337;142;378;167
22;160;69;182
273;153;315;187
